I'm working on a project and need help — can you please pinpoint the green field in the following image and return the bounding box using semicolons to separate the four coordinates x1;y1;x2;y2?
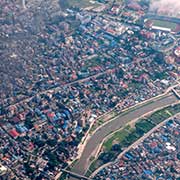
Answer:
84;56;102;68
103;126;131;151
59;0;99;9
152;20;177;30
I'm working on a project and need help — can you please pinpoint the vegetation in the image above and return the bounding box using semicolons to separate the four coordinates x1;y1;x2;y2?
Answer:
87;103;180;176
152;20;177;30
59;0;99;10
154;52;165;65
103;126;130;151
84;57;101;68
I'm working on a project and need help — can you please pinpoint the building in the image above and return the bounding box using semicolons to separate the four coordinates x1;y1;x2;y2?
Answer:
174;46;180;58
78;117;86;127
0;164;8;176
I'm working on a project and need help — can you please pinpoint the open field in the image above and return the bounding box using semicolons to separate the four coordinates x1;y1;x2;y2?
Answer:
60;0;100;9
152;19;177;30
103;126;131;151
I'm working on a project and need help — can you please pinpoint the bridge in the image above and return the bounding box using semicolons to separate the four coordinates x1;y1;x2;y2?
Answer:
61;169;92;180
143;14;180;24
172;88;180;99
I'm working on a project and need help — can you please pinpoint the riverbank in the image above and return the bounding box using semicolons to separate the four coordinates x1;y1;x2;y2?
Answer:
88;102;180;177
69;93;179;179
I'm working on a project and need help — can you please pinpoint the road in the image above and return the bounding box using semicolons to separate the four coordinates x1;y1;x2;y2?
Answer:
5;68;116;109
61;169;91;180
69;93;179;180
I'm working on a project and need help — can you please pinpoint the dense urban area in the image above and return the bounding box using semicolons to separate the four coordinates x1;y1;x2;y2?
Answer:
0;0;180;180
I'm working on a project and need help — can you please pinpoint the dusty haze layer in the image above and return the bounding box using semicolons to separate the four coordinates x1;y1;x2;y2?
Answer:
150;0;180;17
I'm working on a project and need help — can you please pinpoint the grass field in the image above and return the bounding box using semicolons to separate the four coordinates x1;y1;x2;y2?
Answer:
68;0;93;8
60;0;99;9
152;20;177;30
103;126;131;151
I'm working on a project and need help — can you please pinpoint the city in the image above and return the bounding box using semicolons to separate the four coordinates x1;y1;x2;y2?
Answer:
0;0;180;180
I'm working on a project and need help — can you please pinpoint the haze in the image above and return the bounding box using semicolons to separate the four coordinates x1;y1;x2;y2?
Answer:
150;0;180;17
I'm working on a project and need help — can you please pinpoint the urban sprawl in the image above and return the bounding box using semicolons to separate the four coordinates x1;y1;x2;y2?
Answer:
0;0;180;179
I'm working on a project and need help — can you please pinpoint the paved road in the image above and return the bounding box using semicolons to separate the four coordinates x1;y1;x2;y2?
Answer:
5;68;115;109
69;94;178;180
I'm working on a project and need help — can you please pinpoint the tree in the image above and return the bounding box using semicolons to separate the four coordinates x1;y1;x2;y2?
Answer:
24;118;34;129
24;163;33;175
111;144;121;152
59;0;70;10
47;153;59;169
154;52;165;65
177;153;180;160
0;106;6;115
116;68;124;79
32;137;45;147
46;139;57;147
99;151;116;163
